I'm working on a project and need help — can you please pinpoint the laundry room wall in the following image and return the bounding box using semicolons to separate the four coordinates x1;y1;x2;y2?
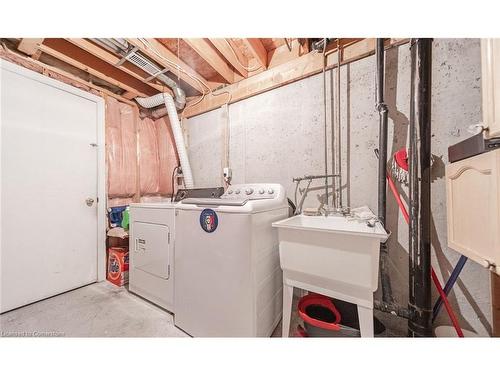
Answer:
106;97;179;207
184;38;492;336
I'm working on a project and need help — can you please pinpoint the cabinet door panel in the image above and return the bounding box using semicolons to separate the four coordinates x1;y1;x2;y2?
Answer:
481;39;500;139
446;149;500;274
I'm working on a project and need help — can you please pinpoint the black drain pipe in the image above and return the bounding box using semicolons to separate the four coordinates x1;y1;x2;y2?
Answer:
408;38;433;337
375;38;392;304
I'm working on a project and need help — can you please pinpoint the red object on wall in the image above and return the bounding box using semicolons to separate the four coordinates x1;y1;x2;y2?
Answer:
107;247;129;287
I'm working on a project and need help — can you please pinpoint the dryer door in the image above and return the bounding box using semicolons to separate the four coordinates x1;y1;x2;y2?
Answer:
133;222;171;279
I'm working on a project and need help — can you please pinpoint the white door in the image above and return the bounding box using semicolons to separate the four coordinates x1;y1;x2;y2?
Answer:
0;60;106;313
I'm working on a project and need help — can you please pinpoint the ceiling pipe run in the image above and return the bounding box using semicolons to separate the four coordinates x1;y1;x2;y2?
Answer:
90;38;186;110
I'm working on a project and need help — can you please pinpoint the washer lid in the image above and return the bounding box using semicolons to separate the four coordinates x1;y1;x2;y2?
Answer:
181;197;248;206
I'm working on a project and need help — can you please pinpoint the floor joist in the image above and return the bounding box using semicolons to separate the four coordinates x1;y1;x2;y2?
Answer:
183;38;408;118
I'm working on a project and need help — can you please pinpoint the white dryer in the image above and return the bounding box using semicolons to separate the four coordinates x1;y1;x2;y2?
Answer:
129;188;224;312
129;202;177;312
174;183;288;337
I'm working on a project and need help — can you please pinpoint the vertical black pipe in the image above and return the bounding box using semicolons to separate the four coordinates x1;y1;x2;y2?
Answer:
376;38;388;225
408;38;433;337
376;38;392;303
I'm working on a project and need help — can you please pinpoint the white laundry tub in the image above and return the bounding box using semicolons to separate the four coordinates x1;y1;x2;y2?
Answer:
272;213;389;301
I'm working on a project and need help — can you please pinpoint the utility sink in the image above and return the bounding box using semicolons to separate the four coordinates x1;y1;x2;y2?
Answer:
272;209;389;302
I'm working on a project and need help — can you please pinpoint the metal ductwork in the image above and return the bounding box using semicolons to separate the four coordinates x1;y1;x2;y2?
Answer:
91;38;186;109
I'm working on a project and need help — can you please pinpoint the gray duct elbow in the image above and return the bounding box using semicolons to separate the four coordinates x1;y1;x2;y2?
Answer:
171;86;186;110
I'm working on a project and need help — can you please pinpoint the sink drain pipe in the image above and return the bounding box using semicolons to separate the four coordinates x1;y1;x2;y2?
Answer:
375;38;393;305
408;38;433;337
373;39;412;320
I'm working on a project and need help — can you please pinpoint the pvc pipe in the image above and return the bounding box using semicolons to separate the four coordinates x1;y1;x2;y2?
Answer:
135;93;194;189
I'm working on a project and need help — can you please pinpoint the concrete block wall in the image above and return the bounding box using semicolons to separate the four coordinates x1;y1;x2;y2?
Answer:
184;39;492;336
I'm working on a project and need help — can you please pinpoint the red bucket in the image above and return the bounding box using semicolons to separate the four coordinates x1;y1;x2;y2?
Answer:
298;293;341;334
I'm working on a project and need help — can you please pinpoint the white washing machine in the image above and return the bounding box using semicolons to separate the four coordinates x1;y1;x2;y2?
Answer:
174;183;288;337
129;202;177;312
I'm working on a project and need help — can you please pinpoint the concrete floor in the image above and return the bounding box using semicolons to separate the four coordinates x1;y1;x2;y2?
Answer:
0;281;403;337
0;282;188;337
0;282;291;338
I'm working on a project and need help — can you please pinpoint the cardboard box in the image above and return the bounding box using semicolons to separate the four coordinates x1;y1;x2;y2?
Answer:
107;247;129;287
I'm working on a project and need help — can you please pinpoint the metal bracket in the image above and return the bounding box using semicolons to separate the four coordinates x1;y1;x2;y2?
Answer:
144;67;170;82
115;46;139;67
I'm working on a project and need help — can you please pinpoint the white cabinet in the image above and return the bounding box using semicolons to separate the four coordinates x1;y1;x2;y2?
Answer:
481;39;500;139
446;149;500;274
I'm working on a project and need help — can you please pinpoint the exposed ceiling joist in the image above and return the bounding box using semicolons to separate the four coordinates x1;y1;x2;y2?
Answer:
39;40;156;98
122;91;139;100
0;44;136;105
209;38;248;78
243;38;268;68
65;38;170;95
184;38;241;83
17;38;44;60
266;39;310;69
183;38;409;118
126;38;216;94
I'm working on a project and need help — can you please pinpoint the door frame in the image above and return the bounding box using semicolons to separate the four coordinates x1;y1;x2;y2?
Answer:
0;58;107;282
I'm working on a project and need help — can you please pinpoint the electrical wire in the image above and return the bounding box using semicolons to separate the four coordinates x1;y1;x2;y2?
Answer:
176;38;181;84
223;39;260;72
136;38;232;115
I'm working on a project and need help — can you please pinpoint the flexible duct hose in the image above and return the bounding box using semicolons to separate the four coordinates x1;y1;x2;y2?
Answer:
135;93;194;189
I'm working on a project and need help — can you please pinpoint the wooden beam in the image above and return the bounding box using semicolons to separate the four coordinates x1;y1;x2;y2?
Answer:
66;38;169;94
184;38;240;83
126;38;216;94
17;38;44;59
40;39;160;98
242;38;267;68
0;44;137;106
122;91;138;100
209;38;248;78
267;39;303;69
183;38;409;118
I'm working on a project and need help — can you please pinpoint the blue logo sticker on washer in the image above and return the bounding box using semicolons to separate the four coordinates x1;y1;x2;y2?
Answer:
200;208;218;233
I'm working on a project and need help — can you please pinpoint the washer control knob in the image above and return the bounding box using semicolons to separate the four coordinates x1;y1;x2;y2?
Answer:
235;189;241;194
268;188;274;194
227;190;233;194
245;188;254;195
258;189;265;194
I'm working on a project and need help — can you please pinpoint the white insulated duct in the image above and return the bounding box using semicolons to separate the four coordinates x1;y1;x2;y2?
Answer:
135;93;194;189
